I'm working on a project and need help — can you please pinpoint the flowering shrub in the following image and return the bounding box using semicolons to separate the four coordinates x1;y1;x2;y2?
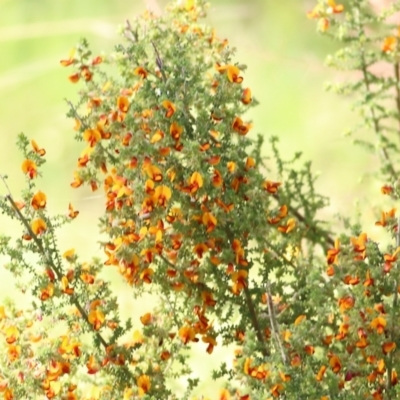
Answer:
2;0;400;398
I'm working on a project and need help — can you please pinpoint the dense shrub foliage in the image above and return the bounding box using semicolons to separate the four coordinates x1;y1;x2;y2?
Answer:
2;0;400;398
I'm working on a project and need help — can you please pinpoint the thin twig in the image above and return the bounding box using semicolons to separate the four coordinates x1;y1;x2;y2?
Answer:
266;284;288;365
151;40;167;82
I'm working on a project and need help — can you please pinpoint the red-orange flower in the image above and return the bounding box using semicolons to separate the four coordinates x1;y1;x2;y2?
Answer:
231;270;248;295
67;203;79;218
88;309;105;330
202;212;217;233
241;88;252;104
31;218;47;235
137;375;151;396
60;48;76;66
382;36;397;53
263;180;281;193
31;140;46;156
117;96;130;113
350;232;367;260
161;100;176;118
189;172;203;193
83;129;101;147
375;208;396;227
370;316;386;334
338;295;355;313
170;122;183;140
381;185;393;194
31;191;47;210
327;238;340;265
232;117;252;136
327;0;344;14
134;66;148;79
179;325;197;344
86;355;100;374
382;342;396;355
278;218;296;233
21;159;37;179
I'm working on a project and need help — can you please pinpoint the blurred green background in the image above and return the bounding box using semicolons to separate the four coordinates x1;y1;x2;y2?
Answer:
0;0;386;397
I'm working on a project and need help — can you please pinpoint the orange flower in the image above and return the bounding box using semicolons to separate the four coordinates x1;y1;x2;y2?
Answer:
382;36;397;53
161;100;176;118
327;0;344;14
179;325;197;344
134;66;148;79
140;312;153;325
153;185;172;206
7;344;21;362
5;326;19;344
170;122;183;140
370;316;386;334
71;171;83;188
137;375;151;396
350;232;367;260
60;48;76;66
294;315;306;326
143;162;163;182
268;205;288;225
338;295;355;313
384;247;400;273
86;355;100;374
278;218;296;233
327;238;340;265
202;212;217;233
189;172;203;193
83;129;102;147
270;383;284;398
150;130;164;143
219;388;230;400
193;243;208;258
375;208;396;227
241;88;252;104
328;354;341;373
117;96;130;113
21;159;37;179
307;4;323;19
215;64;243;83
231;270;248;295
202;335;217;354
31;140;46;156
245;157;255;170
232;116;252;136
68;73;80;83
382;342;396;355
31;218;47;235
40;283;54;301
67;203;79;218
227;65;243;83
381;185;393;194
315;365;326;382
88;309;105;330
263;180;281;193
31;191;47;210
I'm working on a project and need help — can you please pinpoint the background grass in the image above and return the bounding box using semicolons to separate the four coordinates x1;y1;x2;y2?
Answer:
0;0;389;397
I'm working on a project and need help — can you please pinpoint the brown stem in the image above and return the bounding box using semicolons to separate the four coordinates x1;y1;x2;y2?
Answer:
243;286;269;357
272;193;334;248
266;285;288;365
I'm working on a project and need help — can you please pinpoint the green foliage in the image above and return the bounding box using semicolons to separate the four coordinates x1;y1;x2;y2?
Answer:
2;0;400;399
